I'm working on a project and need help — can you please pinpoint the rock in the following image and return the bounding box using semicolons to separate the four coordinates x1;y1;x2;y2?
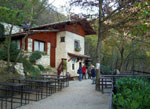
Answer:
14;63;25;76
0;60;7;68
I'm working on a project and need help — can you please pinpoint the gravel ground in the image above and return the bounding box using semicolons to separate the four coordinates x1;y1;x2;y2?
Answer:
18;79;109;109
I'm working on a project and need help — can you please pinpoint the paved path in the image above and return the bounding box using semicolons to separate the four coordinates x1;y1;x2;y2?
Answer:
19;79;109;109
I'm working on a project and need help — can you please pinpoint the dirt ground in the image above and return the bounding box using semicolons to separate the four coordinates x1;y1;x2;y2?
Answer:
18;79;110;109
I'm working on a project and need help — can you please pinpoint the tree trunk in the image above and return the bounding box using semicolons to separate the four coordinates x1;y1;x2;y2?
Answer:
125;58;130;71
119;47;124;71
10;28;31;73
95;0;103;91
7;25;14;72
15;30;30;63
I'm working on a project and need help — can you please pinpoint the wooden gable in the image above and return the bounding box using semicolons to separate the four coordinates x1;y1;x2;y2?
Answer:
64;24;85;36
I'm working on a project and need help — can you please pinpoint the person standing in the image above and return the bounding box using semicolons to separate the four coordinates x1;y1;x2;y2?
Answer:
78;63;82;81
87;65;92;79
82;65;86;79
91;66;96;84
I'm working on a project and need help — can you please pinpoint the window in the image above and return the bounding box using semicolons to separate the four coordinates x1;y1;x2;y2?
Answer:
34;40;45;52
16;40;20;49
74;40;81;52
72;64;75;70
60;37;65;42
74;40;80;49
12;40;20;49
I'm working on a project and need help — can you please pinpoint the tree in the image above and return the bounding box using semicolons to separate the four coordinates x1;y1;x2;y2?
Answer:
69;0;140;90
0;6;24;70
0;0;50;73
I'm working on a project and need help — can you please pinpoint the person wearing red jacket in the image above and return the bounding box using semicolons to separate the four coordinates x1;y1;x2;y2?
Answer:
82;65;86;79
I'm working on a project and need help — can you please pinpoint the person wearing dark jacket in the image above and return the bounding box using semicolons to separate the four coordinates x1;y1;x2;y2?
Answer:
78;64;82;81
91;66;96;84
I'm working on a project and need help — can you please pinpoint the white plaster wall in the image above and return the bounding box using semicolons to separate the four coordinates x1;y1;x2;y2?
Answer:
56;31;85;77
28;38;32;52
65;31;84;54
65;31;85;76
55;31;67;68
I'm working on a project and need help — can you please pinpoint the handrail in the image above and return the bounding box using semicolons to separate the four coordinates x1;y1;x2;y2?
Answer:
109;79;114;109
57;60;63;76
41;74;66;77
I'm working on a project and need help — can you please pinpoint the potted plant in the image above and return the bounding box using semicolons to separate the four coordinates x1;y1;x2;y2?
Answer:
75;47;81;52
63;61;67;76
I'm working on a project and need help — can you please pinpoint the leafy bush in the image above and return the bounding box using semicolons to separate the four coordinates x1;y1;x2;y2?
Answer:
37;64;45;71
45;66;51;71
63;61;67;70
75;47;81;52
0;40;19;62
0;67;21;82
100;64;112;74
29;51;41;64
22;58;41;77
0;24;4;38
30;67;41;77
113;78;150;109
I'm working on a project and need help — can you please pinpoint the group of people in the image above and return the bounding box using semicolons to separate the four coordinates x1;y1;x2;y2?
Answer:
78;63;96;84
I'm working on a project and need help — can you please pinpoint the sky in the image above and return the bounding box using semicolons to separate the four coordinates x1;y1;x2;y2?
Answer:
48;0;117;17
49;0;67;8
48;0;69;15
48;0;98;17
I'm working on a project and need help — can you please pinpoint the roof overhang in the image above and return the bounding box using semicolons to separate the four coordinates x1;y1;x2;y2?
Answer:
31;19;96;35
68;52;90;59
10;29;59;38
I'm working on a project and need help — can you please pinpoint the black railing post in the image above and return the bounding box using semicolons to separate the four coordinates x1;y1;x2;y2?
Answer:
132;38;135;75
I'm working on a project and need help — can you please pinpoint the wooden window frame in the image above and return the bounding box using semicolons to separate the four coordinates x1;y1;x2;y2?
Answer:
34;40;45;52
60;36;65;42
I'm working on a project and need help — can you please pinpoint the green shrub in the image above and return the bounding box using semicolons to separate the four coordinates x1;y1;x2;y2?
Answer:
30;67;41;77
29;51;41;64
113;78;150;109
0;24;4;38
0;40;19;62
45;66;51;71
100;64;112;74
63;61;67;70
40;51;46;55
75;47;81;52
22;58;33;73
37;64;45;71
22;58;41;77
0;67;21;82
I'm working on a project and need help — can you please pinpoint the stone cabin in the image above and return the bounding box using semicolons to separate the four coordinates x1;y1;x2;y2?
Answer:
10;19;95;77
